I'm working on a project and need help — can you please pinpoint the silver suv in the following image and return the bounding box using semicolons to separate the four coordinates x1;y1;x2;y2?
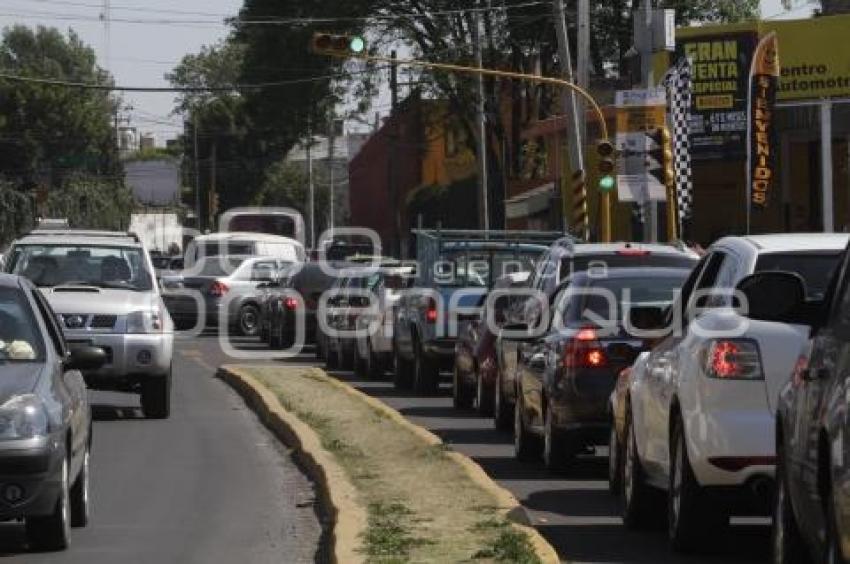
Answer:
4;230;173;418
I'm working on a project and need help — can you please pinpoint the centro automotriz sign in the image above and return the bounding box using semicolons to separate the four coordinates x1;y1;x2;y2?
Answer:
747;32;779;213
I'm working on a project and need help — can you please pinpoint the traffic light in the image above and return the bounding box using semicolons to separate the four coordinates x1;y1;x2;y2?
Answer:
597;140;616;192
647;127;675;187
310;33;366;57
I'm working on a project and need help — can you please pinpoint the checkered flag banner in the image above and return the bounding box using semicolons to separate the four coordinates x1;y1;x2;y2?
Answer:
662;57;694;229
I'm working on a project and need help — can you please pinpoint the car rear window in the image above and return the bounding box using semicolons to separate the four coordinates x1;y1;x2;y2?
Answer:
559;254;697;281
574;275;688;322
196;257;247;277
755;252;843;300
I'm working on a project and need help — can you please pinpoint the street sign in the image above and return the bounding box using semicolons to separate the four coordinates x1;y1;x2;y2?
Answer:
615;88;668;203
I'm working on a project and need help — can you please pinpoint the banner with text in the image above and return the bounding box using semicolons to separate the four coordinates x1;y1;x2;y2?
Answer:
748;32;780;210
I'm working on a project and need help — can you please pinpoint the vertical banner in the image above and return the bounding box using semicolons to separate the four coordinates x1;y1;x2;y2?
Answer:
747;32;780;222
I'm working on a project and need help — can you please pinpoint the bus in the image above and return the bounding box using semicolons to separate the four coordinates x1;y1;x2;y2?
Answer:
219;207;306;246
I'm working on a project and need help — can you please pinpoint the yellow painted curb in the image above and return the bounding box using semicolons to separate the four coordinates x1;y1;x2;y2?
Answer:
217;366;366;564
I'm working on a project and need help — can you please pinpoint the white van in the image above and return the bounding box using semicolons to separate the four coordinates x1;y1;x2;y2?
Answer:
219;207;306;246
184;232;306;268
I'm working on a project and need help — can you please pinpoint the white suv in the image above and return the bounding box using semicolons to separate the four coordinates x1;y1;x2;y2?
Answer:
619;233;848;552
5;230;173;418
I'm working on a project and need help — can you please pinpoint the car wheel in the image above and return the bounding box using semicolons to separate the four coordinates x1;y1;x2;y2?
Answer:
543;399;575;471
514;386;542;462
608;420;622;496
26;452;71;551
269;321;282;349
493;368;513;433
141;373;171;419
622;411;661;530
238;304;261;337
476;366;494;417
452;363;473;409
413;340;439;395
70;445;90;527
315;329;326;361
772;448;811;564
392;345;413;390
668;416;725;552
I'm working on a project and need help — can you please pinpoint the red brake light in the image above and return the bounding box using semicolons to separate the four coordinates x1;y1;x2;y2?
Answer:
564;329;607;369
283;297;299;310
426;299;438;323
616;248;650;257
705;339;762;380
209;281;229;297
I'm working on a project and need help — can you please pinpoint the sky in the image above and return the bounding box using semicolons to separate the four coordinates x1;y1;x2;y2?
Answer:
0;0;817;146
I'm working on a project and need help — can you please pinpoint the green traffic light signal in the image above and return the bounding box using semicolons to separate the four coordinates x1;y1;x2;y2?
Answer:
599;175;616;192
349;36;365;54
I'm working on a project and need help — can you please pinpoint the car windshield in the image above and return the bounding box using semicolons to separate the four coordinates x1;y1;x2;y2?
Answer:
573;275;688;323
0;288;44;363
10;244;154;291
433;250;540;288
755;252;843;300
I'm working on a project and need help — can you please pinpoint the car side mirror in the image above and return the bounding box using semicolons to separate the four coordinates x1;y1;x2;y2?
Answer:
735;271;806;322
65;346;107;371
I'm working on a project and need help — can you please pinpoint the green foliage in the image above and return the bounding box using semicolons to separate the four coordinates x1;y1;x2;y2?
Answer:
123;147;179;163
0;25;120;186
0;183;34;246
45;176;134;231
252;159;330;232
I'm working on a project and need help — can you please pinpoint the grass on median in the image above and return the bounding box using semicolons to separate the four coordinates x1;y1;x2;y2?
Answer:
241;366;541;564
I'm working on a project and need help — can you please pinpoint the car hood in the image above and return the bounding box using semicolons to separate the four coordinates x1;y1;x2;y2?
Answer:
0;363;42;399
41;287;158;315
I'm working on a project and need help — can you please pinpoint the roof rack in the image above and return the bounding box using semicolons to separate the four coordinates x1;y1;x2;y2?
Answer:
22;230;142;244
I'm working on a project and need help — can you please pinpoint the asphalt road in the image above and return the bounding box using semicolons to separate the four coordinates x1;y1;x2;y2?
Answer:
0;334;325;563
174;333;772;564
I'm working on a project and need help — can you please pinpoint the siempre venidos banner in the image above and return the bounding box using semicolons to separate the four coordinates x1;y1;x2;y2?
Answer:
747;32;779;213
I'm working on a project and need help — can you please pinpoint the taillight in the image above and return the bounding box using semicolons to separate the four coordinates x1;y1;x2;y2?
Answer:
704;339;763;380
209;281;229;297
426;298;438;323
616;248;650;257
563;328;608;369
283;297;299;310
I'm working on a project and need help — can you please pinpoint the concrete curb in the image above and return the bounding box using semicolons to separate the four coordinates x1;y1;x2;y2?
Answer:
217;366;366;564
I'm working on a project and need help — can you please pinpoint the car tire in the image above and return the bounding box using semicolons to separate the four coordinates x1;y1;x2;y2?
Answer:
493;368;513;433
26;453;71;551
608;420;623;496
238;304;261;337
514;387;542;462
269;321;282;349
392;345;413;390
413;340;439;396
475;366;494;417
70;445;90;528
668;416;725;552
141;373;171;419
622;411;661;530
452;363;473;409
315;329;326;361
543;399;575;471
772;448;811;564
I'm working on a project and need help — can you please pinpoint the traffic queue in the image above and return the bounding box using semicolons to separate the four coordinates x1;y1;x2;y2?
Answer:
245;229;850;562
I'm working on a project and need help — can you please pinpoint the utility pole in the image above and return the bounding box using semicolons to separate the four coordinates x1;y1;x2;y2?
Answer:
307;116;315;250
209;140;217;228
577;0;590;144
390;50;399;110
389;51;401;256
640;0;659;242
193;110;202;233
552;0;586;238
473;4;489;231
327;115;335;238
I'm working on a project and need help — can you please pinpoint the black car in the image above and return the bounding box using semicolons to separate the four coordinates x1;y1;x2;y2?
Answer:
0;274;103;550
507;267;690;471
774;248;850;563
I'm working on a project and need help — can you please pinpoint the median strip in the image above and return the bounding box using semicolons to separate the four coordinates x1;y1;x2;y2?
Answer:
218;365;559;564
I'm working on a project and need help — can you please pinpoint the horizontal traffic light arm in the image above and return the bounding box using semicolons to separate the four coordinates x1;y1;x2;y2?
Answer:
320;49;609;141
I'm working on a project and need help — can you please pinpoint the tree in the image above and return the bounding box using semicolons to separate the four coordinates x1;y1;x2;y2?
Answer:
0;26;120;188
252;159;330;234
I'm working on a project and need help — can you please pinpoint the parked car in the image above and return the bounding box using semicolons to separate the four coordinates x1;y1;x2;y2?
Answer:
264;262;353;352
508;267;689;470
183;232;305;268
353;266;415;379
325;267;376;370
162;256;291;336
0;274;103;550
773;239;850;563
453;271;529;414
493;240;699;432
394;230;562;395
6;229;174;418
619;233;848;552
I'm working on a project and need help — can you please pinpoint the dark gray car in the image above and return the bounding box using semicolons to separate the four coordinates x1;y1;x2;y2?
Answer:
0;274;103;550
